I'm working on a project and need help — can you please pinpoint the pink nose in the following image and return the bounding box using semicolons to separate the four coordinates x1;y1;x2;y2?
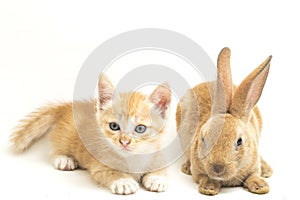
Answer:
119;139;131;146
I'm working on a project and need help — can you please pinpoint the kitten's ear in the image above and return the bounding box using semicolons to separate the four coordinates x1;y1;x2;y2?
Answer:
149;83;171;118
97;74;115;111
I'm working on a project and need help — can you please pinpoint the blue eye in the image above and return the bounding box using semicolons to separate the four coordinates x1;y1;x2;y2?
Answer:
109;122;120;131
135;125;147;134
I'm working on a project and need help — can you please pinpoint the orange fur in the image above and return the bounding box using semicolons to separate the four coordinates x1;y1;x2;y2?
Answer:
11;75;171;195
176;48;273;195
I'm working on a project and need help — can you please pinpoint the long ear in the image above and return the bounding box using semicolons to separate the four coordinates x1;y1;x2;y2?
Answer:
212;47;233;114
149;83;171;118
97;74;115;111
230;56;272;120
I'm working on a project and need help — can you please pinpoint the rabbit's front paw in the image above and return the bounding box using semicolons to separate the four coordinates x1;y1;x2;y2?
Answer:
245;176;269;194
198;176;221;195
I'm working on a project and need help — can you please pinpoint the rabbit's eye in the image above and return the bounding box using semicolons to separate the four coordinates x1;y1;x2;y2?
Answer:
237;137;243;146
202;137;208;149
201;137;205;144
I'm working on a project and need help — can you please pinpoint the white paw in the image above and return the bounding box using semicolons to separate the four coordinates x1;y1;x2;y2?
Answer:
109;178;139;195
142;175;168;192
53;155;78;171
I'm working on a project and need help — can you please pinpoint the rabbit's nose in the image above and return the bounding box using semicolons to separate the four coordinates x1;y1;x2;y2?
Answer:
212;163;226;176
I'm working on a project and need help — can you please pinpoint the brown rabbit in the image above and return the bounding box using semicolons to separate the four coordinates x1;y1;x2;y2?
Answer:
176;47;273;195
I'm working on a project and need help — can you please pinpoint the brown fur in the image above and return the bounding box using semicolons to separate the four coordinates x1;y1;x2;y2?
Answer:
176;47;273;195
11;75;171;195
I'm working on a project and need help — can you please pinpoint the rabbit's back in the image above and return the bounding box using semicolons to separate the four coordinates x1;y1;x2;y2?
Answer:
176;82;213;132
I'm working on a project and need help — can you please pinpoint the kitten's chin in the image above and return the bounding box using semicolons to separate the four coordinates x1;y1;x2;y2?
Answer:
115;147;137;157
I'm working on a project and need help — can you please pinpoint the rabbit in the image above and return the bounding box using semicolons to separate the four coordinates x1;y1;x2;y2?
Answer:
176;47;273;195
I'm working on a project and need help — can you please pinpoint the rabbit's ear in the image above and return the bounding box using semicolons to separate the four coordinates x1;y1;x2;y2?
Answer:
212;47;233;114
230;56;272;120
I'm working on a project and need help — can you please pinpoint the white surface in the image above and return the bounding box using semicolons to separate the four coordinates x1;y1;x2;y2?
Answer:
0;0;299;199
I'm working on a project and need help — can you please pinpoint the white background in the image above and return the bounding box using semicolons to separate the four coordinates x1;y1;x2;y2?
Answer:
0;0;299;199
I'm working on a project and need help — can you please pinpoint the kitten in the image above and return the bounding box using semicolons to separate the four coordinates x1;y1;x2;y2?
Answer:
11;74;171;195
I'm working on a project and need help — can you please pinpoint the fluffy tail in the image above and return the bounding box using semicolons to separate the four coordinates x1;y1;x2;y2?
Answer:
10;104;64;152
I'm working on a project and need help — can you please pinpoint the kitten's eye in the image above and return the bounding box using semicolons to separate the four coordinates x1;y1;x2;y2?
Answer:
109;122;120;131
135;125;147;134
237;137;243;146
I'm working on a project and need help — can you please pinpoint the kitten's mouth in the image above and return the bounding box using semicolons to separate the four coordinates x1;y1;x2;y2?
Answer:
120;146;131;152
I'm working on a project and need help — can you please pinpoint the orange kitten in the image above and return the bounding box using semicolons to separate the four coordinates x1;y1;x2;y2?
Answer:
11;74;171;195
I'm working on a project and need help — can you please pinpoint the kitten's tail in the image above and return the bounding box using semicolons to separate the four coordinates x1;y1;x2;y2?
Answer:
10;104;67;152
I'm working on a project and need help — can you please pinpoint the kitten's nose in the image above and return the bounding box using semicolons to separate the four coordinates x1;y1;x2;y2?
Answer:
119;134;131;146
119;139;131;146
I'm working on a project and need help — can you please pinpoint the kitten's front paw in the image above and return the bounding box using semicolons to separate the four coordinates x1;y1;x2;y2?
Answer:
142;175;168;192
53;155;78;171
109;178;139;195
